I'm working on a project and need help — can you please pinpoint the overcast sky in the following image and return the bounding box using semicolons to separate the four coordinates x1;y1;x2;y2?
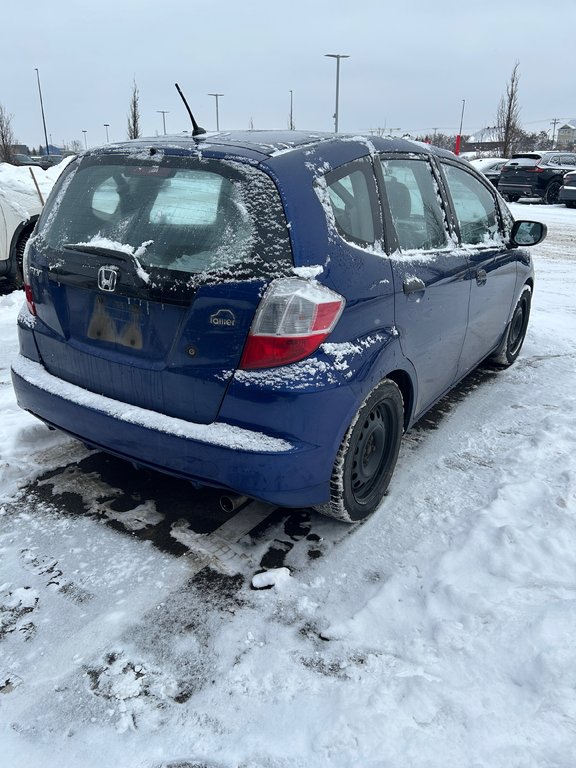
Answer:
3;0;576;151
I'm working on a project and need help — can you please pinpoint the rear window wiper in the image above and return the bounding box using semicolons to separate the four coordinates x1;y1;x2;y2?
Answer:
63;242;136;260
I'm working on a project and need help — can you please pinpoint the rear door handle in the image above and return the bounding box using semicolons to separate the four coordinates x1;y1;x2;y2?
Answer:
403;277;426;295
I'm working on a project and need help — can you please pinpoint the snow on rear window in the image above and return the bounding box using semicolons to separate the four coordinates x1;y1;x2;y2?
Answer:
37;154;293;283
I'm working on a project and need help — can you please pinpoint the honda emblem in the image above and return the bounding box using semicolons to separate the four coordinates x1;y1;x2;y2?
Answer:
98;265;119;292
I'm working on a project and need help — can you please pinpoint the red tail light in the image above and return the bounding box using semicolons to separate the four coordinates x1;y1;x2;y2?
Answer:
24;284;37;316
239;278;345;370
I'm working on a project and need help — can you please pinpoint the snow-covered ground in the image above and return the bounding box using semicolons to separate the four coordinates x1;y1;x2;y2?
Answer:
0;189;575;767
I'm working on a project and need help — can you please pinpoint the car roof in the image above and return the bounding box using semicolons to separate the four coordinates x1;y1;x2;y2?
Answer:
86;129;456;165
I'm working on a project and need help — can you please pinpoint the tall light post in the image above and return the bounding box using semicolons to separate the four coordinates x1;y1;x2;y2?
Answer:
82;130;87;150
157;110;169;135
325;54;349;133
208;94;224;131
455;98;466;155
289;90;294;130
34;68;50;155
104;123;110;143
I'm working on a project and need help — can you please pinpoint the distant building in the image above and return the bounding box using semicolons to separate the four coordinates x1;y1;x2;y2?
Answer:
462;126;501;154
556;121;576;149
12;144;31;155
38;144;64;156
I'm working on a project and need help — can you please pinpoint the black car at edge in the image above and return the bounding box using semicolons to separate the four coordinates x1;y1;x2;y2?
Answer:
499;151;576;204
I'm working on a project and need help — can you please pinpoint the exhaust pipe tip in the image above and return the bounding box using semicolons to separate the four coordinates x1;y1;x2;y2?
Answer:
219;494;249;514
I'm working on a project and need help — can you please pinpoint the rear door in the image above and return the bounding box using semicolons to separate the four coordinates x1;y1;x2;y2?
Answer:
29;153;292;424
377;154;470;417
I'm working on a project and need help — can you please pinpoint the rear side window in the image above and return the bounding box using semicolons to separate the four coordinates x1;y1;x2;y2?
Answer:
380;157;448;251
38;154;292;280
442;163;500;245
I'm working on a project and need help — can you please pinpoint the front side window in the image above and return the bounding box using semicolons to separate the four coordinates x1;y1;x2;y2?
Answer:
38;154;292;280
442;163;500;246
380;157;448;251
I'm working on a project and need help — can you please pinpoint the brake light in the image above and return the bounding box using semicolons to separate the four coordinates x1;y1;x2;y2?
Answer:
239;277;345;370
24;284;36;316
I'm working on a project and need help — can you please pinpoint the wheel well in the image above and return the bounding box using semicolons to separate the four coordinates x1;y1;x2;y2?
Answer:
384;369;414;430
10;218;37;259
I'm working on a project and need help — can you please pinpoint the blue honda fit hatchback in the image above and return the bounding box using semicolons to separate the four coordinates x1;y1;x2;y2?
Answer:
12;131;545;522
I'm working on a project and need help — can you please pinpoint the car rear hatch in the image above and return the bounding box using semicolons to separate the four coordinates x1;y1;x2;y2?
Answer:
499;154;542;186
27;149;293;424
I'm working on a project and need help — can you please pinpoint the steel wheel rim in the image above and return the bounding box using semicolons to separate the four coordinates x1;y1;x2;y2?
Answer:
350;403;393;503
509;295;529;354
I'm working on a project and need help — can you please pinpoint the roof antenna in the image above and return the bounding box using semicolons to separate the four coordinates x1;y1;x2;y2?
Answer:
175;83;206;137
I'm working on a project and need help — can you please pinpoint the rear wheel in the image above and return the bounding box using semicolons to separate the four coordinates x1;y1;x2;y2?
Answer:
543;181;561;205
316;380;404;523
490;285;531;367
505;193;520;202
4;228;32;291
565;201;576;209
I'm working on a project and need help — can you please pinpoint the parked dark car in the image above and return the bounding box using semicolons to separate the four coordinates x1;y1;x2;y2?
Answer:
34;154;65;170
11;153;42;167
11;131;545;522
469;157;507;188
499;151;576;204
559;170;576;208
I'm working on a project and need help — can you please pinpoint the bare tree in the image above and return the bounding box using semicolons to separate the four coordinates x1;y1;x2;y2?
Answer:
0;103;16;163
127;79;141;140
496;62;522;157
69;139;83;154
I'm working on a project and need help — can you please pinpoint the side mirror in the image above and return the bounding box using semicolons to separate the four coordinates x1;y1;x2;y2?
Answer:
510;220;547;247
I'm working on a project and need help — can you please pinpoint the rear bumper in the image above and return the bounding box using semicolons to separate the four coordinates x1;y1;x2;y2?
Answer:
11;354;332;508
498;182;539;198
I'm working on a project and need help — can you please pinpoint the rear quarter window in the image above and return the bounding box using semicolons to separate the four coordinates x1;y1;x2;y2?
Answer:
324;161;380;246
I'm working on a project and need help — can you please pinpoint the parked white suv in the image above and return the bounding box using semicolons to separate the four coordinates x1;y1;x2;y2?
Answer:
0;169;44;290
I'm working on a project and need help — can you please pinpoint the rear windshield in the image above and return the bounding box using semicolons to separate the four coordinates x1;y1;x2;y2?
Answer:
506;156;541;166
37;152;292;283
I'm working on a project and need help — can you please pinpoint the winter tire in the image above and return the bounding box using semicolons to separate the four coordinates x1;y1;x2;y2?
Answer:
505;194;520;202
4;229;32;292
316;379;404;523
543;181;561;205
491;285;531;367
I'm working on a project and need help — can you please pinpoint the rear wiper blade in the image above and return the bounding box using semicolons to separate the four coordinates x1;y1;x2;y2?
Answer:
63;243;134;260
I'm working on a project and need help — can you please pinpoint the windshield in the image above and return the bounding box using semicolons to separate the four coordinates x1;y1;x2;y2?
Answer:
38;153;292;281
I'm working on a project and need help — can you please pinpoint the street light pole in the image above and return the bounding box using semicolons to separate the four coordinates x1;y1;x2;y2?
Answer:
104;123;110;142
289;90;294;130
455;98;466;155
157;111;169;135
82;130;87;150
459;99;466;135
34;68;50;155
208;94;224;131
325;54;349;133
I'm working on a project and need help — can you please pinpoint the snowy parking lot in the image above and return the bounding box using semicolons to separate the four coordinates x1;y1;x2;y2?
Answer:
1;201;575;768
